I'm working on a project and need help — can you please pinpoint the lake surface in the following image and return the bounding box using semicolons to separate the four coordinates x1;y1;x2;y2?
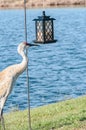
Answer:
0;8;86;112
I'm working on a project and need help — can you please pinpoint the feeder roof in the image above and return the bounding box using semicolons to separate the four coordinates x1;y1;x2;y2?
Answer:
33;11;56;21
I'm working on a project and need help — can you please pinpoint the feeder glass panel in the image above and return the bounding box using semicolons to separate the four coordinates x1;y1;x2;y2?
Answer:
45;20;53;41
37;21;43;42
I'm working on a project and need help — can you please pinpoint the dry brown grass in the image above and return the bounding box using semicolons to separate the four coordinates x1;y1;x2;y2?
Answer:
0;0;85;8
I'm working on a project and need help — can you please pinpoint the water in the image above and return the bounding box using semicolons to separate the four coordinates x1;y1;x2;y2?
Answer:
0;8;86;112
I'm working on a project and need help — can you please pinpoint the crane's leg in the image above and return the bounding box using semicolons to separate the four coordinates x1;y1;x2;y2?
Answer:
1;116;5;130
0;108;2;130
1;110;5;130
0;98;6;130
0;119;1;130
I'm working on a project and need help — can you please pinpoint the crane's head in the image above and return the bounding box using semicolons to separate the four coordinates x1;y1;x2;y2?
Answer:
18;42;38;54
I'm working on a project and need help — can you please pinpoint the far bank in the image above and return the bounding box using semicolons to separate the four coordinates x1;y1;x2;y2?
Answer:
0;0;86;9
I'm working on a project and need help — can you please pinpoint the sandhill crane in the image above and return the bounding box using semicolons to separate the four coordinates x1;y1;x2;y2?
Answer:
0;42;36;130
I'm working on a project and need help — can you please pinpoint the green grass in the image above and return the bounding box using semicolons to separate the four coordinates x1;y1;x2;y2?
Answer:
4;96;86;130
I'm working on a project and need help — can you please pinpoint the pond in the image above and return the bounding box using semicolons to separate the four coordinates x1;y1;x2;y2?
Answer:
0;8;86;112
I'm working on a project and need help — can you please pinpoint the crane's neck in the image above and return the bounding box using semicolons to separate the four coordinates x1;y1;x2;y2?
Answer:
19;49;28;74
2;46;29;82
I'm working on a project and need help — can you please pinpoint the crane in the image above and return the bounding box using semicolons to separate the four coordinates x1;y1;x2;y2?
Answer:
0;42;36;130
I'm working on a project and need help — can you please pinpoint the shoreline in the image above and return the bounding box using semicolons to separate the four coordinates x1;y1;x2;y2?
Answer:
0;5;86;10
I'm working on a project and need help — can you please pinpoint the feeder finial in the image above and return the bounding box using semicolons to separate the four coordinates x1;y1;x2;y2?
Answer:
43;11;45;17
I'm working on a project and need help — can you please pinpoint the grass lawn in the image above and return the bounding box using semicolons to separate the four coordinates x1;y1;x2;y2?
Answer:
4;96;86;130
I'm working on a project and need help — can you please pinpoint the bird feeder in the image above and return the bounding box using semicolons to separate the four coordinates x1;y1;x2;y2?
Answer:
33;11;57;44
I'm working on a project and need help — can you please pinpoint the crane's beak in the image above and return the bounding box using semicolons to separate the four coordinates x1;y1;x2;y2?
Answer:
26;43;39;47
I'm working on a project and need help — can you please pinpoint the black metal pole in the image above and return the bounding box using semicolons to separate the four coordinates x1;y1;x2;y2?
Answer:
24;0;32;130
